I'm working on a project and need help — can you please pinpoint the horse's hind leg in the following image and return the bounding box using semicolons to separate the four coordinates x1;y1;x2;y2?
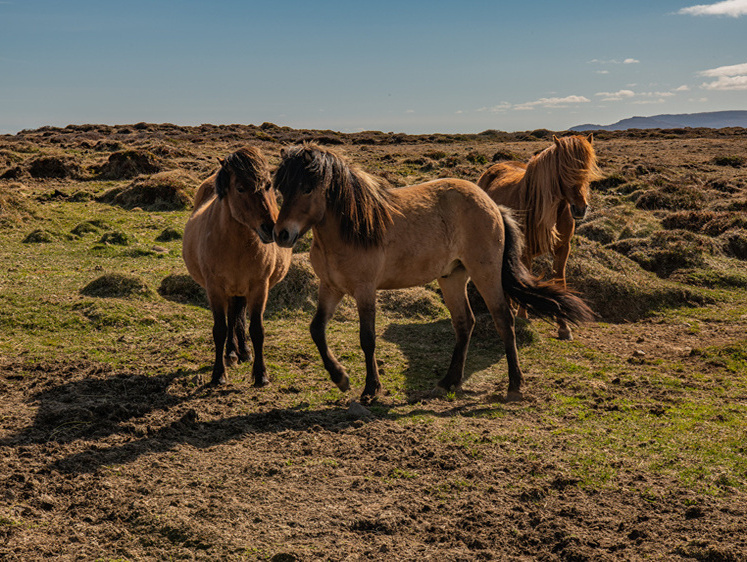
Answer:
470;275;524;401
246;285;270;387
310;282;349;392
435;268;474;393
226;296;252;365
355;288;381;402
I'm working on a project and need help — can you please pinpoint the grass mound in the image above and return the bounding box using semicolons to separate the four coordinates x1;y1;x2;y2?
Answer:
609;230;720;278
158;274;207;307
28;156;81;179
267;253;319;315
722;229;747;260
99;170;195;210
155;227;183;242
96;150;162;180
22;228;56;243
634;182;707;211
0;187;35;226
80;273;152;298
378;286;448;319
566;238;713;322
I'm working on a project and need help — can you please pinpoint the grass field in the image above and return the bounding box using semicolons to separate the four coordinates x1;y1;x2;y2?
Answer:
1;124;746;560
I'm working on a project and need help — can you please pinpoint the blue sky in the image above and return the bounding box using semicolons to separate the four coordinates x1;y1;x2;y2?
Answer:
1;0;745;134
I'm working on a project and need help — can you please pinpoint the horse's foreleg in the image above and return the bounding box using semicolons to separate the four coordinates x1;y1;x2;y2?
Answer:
246;285;269;387
208;296;229;385
356;289;381;402
310;282;349;392
435;269;474;393
226;296;251;365
471;277;523;401
553;206;575;340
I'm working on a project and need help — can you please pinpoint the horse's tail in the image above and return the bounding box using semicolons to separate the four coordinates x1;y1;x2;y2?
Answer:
499;208;595;326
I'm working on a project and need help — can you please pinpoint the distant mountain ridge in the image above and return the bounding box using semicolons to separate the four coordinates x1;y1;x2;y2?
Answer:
570;111;747;132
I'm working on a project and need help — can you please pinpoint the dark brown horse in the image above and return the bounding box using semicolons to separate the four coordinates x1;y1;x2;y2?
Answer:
477;134;601;340
273;143;593;402
183;147;291;386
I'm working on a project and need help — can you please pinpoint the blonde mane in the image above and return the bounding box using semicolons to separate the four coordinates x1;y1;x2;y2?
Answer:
520;135;600;256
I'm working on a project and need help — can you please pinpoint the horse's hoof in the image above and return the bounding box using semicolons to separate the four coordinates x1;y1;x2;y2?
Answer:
253;376;270;388
360;384;382;404
238;351;252;364
225;352;239;367
209;374;228;386
334;374;350;392
558;329;573;341
504;390;524;402
429;385;448;398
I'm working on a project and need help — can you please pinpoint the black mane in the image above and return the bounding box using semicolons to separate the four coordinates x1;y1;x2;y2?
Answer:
274;143;398;248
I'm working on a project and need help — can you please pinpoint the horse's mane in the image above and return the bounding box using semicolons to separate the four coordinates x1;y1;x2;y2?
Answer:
522;135;601;256
274;143;398;248
215;146;270;199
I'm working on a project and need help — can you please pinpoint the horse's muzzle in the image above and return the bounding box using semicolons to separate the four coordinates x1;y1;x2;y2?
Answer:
273;226;298;248
257;223;274;244
570;205;587;220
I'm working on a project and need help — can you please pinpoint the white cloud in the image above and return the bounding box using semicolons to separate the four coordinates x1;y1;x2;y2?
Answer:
595;89;636;101
477;103;512;113
679;0;747;17
699;62;747;77
588;58;641;65
514;95;590;111
702;75;747;90
674;84;691;91
596;70;610;75
699;62;747;90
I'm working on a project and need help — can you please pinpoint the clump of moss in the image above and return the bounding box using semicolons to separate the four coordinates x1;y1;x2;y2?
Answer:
712;155;745;168
81;273;151;298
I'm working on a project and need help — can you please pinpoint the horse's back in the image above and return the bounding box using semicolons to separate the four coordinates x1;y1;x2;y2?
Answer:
191;174;217;213
476;161;527;209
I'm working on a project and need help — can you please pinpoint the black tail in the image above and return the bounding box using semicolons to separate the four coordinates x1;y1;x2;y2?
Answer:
500;209;595;325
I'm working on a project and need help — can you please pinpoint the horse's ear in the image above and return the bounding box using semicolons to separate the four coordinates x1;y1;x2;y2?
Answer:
280;147;287;158
215;164;229;199
587;133;594;144
553;135;560;145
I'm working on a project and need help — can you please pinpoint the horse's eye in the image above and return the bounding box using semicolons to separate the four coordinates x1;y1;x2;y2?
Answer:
302;183;314;195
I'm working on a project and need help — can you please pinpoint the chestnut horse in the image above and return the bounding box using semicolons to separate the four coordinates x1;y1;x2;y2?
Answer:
477;134;601;340
273;144;593;402
183;147;291;386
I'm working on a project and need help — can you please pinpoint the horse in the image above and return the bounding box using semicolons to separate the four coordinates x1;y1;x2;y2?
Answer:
477;134;601;340
272;143;593;402
182;147;292;386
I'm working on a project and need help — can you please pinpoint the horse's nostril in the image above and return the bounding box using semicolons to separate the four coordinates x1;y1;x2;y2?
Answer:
275;229;289;244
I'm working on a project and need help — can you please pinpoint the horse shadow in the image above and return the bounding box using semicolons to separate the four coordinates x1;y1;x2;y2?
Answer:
380;312;525;399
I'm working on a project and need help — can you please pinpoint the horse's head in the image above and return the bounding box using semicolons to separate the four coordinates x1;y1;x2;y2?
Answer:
272;144;329;248
554;134;600;221
216;147;278;244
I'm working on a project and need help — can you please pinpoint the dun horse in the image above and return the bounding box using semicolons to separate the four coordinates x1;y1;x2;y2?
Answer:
273;144;593;402
477;134;601;340
183;147;291;386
